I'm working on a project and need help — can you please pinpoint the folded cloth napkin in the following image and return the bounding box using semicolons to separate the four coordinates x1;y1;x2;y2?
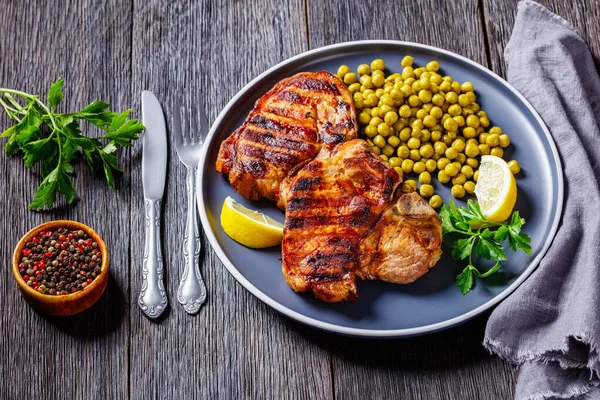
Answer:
483;1;600;399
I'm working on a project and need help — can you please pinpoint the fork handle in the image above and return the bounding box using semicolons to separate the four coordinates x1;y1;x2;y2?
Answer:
177;166;207;314
139;199;168;319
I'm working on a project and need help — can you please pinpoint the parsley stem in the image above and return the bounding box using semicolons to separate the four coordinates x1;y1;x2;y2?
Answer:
0;89;61;133
0;88;64;169
0;97;21;122
4;93;25;112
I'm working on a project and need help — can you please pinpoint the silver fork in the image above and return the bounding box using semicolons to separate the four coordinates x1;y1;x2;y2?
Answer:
173;99;208;314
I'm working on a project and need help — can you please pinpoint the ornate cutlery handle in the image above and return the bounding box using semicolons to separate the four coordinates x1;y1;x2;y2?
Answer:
177;166;207;314
138;199;168;319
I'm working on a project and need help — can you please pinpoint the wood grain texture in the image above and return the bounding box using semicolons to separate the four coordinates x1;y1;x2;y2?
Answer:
0;1;132;399
129;1;333;399
483;0;600;78
10;0;597;398
308;0;489;66
307;0;516;399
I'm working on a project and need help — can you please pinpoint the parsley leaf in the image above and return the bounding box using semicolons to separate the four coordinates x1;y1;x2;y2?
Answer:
452;237;475;260
456;265;476;295
102;110;144;146
0;79;144;209
441;200;532;295
48;78;64;110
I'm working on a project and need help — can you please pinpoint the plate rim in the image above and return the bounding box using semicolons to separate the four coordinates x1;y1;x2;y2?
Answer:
196;39;564;338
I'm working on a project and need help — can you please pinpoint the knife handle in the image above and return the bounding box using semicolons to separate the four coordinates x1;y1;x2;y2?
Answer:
177;166;207;314
138;199;168;319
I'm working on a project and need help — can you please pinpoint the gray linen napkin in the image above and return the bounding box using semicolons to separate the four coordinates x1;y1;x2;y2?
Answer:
483;1;600;399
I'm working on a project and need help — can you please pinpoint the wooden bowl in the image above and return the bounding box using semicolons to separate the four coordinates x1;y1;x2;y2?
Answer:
12;220;109;316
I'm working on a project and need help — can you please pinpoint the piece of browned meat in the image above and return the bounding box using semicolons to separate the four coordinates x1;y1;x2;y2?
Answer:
216;71;357;207
281;140;401;303
358;192;443;284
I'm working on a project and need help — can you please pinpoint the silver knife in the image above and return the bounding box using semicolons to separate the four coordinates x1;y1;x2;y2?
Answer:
138;91;168;319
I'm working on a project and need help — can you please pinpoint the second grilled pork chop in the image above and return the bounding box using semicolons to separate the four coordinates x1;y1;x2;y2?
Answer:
281;140;443;303
281;140;401;302
216;71;357;208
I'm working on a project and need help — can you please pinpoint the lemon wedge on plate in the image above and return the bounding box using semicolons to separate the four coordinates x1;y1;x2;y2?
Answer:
474;155;517;223
220;196;284;248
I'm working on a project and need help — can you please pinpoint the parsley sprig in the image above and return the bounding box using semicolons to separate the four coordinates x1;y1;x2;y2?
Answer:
439;200;532;294
0;78;144;209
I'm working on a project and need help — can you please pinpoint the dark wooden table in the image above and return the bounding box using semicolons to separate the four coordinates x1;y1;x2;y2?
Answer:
1;1;598;398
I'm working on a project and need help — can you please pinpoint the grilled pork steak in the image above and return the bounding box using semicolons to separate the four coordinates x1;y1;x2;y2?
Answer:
216;71;357;208
281;140;401;302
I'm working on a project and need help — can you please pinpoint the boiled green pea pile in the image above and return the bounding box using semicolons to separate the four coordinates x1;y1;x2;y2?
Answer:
335;57;520;209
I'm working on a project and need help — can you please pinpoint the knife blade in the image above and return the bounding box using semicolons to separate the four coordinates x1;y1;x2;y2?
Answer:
141;91;167;200
138;91;168;319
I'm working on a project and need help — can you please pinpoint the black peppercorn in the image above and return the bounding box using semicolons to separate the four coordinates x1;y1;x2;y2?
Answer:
18;228;102;296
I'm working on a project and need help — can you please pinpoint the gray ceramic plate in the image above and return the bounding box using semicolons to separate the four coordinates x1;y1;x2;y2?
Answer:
197;40;563;337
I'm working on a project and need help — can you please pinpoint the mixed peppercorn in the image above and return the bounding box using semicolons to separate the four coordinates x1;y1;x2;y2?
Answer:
18;228;102;295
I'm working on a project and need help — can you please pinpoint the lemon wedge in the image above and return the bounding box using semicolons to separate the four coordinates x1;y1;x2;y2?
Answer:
220;196;284;248
474;155;517;223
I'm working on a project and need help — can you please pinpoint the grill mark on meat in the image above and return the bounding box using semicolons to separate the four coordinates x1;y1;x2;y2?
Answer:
326;236;355;250
291;177;322;192
338;100;349;111
307;272;345;283
289;77;340;95
384;174;398;196
238;143;299;167
264;106;309;120
286;208;375;230
287;197;346;211
241;159;266;177
248;114;317;141
307;251;353;267
341;118;357;130
320;130;347;143
275;90;313;106
239;130;316;154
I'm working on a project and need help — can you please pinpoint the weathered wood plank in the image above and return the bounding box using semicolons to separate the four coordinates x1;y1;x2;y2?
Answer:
307;0;517;398
129;1;333;399
0;1;133;399
308;0;489;66
483;0;600;78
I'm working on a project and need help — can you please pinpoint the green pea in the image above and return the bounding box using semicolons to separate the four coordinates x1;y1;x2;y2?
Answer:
357;64;371;75
371;59;385;71
343;73;357;85
373;135;386;148
401;56;414;67
337;65;350;77
388;135;401;148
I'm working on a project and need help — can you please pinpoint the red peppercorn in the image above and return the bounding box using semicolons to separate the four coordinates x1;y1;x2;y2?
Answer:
86;279;93;284
84;239;92;246
45;252;53;258
23;275;29;281
35;270;41;276
32;236;40;244
22;249;31;256
39;231;46;236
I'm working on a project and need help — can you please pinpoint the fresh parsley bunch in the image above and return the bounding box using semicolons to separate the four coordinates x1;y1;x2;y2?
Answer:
0;78;144;209
439;199;532;294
